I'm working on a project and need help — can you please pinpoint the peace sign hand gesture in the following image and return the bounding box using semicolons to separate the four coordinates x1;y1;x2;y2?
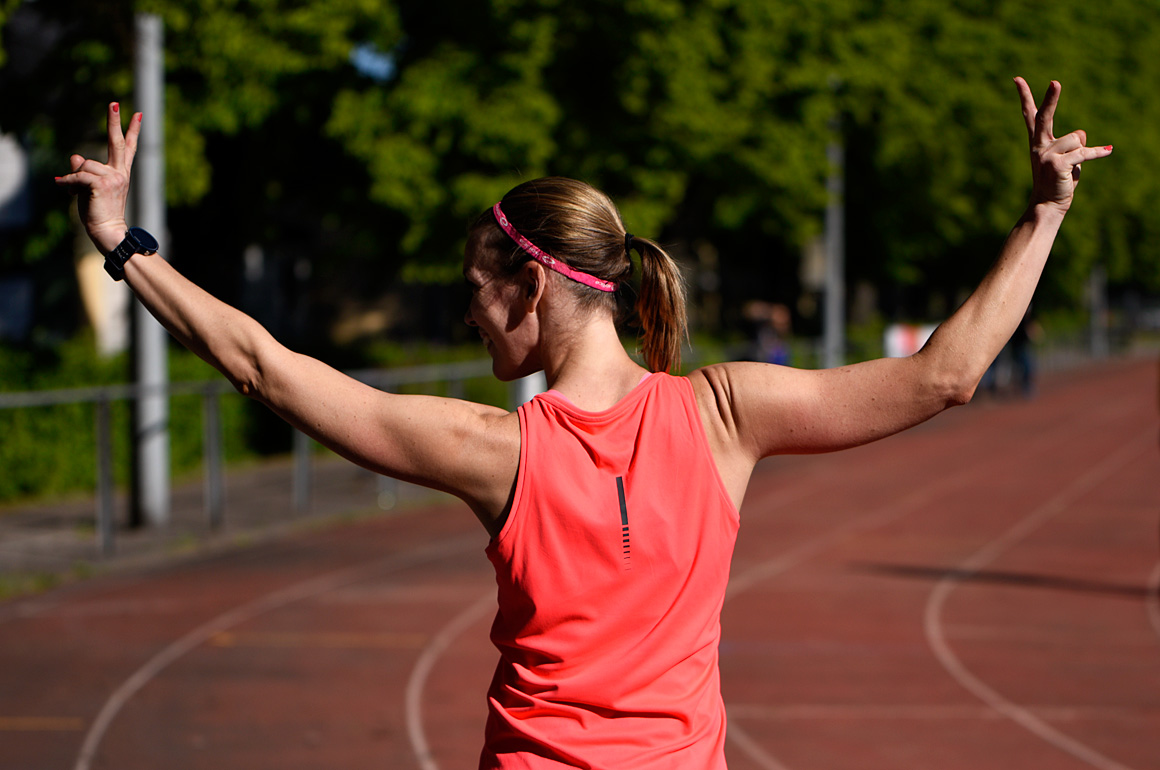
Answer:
55;102;142;256
1015;77;1112;215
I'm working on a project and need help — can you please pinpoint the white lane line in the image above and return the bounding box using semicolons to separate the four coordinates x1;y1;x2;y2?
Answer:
207;630;428;648
723;471;972;770
726;478;961;598
405;591;495;770
924;435;1152;770
719;415;1131;767
73;533;481;770
726;720;794;770
728;703;1160;722
735;475;816;522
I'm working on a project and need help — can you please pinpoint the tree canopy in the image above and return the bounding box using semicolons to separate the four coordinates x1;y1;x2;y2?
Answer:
2;0;1156;347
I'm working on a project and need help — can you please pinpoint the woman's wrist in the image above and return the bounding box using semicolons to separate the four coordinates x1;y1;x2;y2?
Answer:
1025;200;1068;228
89;221;129;257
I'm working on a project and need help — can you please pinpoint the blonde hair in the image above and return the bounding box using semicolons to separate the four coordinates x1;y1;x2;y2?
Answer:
470;177;688;373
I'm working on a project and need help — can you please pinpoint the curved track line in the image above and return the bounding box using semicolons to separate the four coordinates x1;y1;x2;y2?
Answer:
73;533;481;770
923;435;1151;770
406;591;495;770
394;482;822;770
391;430;1151;769
396;477;963;770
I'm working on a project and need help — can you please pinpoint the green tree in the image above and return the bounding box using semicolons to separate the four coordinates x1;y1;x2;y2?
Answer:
326;0;1160;324
1;0;1155;349
1;0;407;343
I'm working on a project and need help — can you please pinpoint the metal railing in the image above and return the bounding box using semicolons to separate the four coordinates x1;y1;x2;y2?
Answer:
0;359;507;558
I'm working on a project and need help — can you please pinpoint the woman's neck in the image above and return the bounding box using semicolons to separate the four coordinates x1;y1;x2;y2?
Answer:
539;313;650;412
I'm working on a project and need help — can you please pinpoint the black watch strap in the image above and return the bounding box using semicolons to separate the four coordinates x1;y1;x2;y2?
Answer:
104;227;159;281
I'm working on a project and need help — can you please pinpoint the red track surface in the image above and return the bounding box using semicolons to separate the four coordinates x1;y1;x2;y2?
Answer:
2;357;1158;770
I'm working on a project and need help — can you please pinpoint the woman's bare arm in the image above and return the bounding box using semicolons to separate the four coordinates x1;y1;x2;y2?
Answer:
693;78;1112;505
124;253;518;518
57;104;519;532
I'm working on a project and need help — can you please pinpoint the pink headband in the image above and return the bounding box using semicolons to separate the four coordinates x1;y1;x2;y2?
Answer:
492;202;617;292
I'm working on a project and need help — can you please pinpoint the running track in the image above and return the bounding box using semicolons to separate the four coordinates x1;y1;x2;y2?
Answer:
1;357;1157;770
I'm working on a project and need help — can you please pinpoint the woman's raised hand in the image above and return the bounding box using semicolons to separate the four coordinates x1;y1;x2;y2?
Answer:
1015;77;1112;214
55;102;141;255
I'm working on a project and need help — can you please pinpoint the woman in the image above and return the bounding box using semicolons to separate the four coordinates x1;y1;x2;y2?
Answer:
58;78;1109;768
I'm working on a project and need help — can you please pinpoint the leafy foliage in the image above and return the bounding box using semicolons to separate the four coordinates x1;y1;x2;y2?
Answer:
1;0;1155;345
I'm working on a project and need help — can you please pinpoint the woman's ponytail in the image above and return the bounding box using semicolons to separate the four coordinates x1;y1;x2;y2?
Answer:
471;177;689;373
631;237;688;373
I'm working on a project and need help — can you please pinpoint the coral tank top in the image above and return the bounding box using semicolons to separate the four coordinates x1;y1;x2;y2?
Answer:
481;373;739;769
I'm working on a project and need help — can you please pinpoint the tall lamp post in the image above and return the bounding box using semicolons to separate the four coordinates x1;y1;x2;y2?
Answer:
130;13;170;528
822;108;846;370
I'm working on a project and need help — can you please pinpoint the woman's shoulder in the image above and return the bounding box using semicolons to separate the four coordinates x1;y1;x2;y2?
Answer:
683;363;781;511
684;360;806;439
685;360;763;402
451;403;521;534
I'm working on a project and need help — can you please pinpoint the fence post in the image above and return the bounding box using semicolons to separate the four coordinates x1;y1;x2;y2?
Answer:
292;429;311;514
94;396;115;558
203;388;224;529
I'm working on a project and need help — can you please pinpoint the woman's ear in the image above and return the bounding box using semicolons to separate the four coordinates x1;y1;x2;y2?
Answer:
521;261;548;313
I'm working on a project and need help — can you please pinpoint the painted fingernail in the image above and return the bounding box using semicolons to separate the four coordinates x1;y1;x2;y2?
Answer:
112;102;119;113
1104;145;1113;151
136;114;143;122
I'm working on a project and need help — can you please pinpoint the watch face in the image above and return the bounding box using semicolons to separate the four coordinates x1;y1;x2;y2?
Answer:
127;227;159;253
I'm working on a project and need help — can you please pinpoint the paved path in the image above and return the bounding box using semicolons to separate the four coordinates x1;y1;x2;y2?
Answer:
1;357;1157;770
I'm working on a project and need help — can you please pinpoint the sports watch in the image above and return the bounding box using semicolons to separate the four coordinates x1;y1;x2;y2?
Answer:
104;227;159;281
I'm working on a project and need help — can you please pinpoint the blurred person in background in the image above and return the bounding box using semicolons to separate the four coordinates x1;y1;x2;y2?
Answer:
57;78;1109;769
743;300;793;366
1010;306;1043;398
